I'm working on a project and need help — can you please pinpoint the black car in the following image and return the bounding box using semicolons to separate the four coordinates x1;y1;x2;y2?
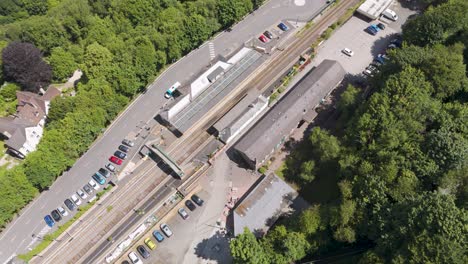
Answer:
51;209;62;222
191;194;204;206
263;30;273;39
137;245;150;259
121;261;130;264
114;150;127;160
185;200;196;211
99;168;110;178
64;199;77;211
377;23;386;30
118;145;130;153
83;184;93;195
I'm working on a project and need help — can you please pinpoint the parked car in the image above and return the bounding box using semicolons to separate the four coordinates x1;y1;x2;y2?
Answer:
106;163;116;172
128;252;142;264
77;189;87;200
83;184;93;195
137;245;150;259
374;56;385;64
64;198;77;211
114;151;127;160
71;194;82;206
122;139;135;147
366;26;377;35
278;22;289;31
160;223;173;237
57;206;68;217
370;24;380;32
44;215;55;227
258;34;268;43
119;145;130;153
185;200;196;211
178;208;189;220
342;48;354;57
144;238;156;250
391;38;403;48
121;261;130;264
153;230;165;242
92;173;106;185
377;23;386;30
109;156;123;165
191;194;204;206
99;168;110;178
387;43;397;50
89;179;100;190
263;30;273;39
51;210;62;222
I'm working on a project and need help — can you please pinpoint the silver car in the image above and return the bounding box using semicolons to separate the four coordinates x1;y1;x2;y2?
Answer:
160;223;173;237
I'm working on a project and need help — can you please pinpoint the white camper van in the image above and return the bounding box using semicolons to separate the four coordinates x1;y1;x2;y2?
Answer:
382;9;398;21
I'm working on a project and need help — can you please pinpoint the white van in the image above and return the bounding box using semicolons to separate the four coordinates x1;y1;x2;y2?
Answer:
382;9;398;21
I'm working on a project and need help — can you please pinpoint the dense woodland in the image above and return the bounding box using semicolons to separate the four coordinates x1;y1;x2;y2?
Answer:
0;0;264;228
230;0;468;263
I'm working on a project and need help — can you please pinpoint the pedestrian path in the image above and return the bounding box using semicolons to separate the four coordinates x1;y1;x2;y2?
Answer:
208;42;216;60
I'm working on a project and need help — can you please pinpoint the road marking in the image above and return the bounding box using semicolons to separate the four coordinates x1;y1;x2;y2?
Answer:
208;42;216;60
24;218;31;225
40;202;47;209
10;235;16;242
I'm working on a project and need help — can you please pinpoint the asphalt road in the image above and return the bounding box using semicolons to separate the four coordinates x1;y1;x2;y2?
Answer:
0;0;328;263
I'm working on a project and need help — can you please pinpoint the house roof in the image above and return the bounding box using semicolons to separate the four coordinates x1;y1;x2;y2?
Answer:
14;87;60;125
0;117;34;151
233;173;297;236
234;60;345;165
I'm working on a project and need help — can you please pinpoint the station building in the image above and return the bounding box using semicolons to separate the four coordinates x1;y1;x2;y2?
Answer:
233;60;345;170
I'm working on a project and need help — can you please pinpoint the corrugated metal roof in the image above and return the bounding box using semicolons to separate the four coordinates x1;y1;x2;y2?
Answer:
234;60;345;168
233;173;296;236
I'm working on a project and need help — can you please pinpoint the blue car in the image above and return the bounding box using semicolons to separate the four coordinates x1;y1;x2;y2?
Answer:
278;22;289;31
370;24;380;32
366;26;377;35
92;173;106;185
153;230;164;242
44;215;55;227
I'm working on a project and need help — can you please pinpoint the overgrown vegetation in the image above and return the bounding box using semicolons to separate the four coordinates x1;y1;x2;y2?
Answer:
230;0;468;263
0;0;265;229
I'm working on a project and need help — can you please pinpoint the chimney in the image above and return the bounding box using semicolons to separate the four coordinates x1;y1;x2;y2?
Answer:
39;88;46;95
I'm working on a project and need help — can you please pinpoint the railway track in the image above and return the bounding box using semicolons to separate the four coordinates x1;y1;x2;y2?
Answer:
38;1;360;262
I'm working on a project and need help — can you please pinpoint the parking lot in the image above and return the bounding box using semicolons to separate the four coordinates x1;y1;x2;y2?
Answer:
311;0;419;75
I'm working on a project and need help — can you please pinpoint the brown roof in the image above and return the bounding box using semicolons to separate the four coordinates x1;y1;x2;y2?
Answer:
42;87;61;101
14;88;61;125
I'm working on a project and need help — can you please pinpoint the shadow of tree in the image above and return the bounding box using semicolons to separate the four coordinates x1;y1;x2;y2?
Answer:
193;230;232;263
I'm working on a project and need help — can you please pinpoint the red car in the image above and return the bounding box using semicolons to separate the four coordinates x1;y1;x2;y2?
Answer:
109;156;123;165
259;35;268;43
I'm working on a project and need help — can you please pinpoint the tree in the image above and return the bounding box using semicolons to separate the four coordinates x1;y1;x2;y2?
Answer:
48;47;77;81
0;83;19;102
299;160;316;183
230;228;267;264
23;0;49;16
309;127;341;161
296;205;322;235
217;0;253;28
425;125;468;172
82;42;113;80
2;42;52;92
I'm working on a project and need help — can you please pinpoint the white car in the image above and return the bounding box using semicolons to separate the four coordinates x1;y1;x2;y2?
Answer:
105;163;116;173
88;179;100;190
57;206;68;216
160;223;173;237
178;208;189;220
71;194;82;206
77;189;87;200
128;251;142;264
342;48;354;57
